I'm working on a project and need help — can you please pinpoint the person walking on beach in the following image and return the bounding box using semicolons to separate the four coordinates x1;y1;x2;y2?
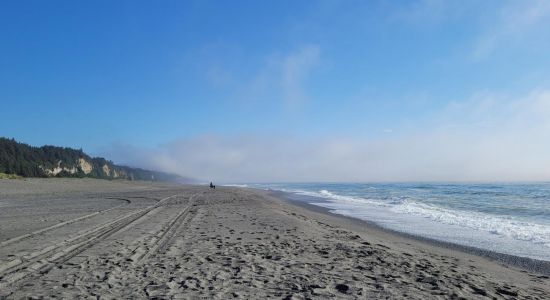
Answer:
209;181;215;189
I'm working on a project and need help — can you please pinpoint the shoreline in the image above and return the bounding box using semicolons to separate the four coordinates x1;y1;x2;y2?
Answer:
1;180;549;298
266;189;550;276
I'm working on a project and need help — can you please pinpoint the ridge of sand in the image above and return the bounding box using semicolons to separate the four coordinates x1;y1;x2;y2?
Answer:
0;180;548;299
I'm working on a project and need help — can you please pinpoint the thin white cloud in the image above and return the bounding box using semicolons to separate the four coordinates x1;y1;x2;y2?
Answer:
197;41;242;87
473;0;550;59
198;43;321;110
103;88;550;183
390;0;475;25
280;45;320;108
233;44;320;109
390;0;550;59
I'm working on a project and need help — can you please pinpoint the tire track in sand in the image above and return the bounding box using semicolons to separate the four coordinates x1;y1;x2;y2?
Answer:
0;197;133;248
0;194;179;291
130;193;199;264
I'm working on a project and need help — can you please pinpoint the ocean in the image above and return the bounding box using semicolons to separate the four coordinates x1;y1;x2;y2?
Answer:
234;183;550;261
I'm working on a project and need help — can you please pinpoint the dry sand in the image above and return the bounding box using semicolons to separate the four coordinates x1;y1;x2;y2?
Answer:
0;179;549;299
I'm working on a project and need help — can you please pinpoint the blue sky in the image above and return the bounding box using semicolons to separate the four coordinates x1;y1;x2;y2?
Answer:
3;0;550;182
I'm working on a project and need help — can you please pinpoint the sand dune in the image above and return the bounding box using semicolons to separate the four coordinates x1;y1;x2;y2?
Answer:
0;179;548;299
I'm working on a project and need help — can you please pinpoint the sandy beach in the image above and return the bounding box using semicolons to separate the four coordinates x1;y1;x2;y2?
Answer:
0;179;549;299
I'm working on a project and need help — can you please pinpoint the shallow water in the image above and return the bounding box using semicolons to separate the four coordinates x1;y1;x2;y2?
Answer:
240;183;550;261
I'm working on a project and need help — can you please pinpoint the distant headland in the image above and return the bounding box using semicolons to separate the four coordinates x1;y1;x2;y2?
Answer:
0;137;190;182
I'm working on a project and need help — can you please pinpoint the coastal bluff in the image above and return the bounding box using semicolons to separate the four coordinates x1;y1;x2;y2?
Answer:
0;137;186;182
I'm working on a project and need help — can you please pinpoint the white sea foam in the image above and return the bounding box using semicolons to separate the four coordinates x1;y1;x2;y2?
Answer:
290;188;550;249
291;189;390;207
391;200;550;247
259;183;550;260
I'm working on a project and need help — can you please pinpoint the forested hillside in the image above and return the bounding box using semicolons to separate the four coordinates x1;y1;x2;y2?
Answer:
0;137;185;182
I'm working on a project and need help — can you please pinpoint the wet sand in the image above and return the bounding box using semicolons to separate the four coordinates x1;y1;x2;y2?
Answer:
0;179;548;299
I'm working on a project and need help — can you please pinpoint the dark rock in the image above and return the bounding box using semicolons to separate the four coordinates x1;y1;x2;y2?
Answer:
417;276;438;286
496;287;518;297
335;283;350;294
469;285;487;296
